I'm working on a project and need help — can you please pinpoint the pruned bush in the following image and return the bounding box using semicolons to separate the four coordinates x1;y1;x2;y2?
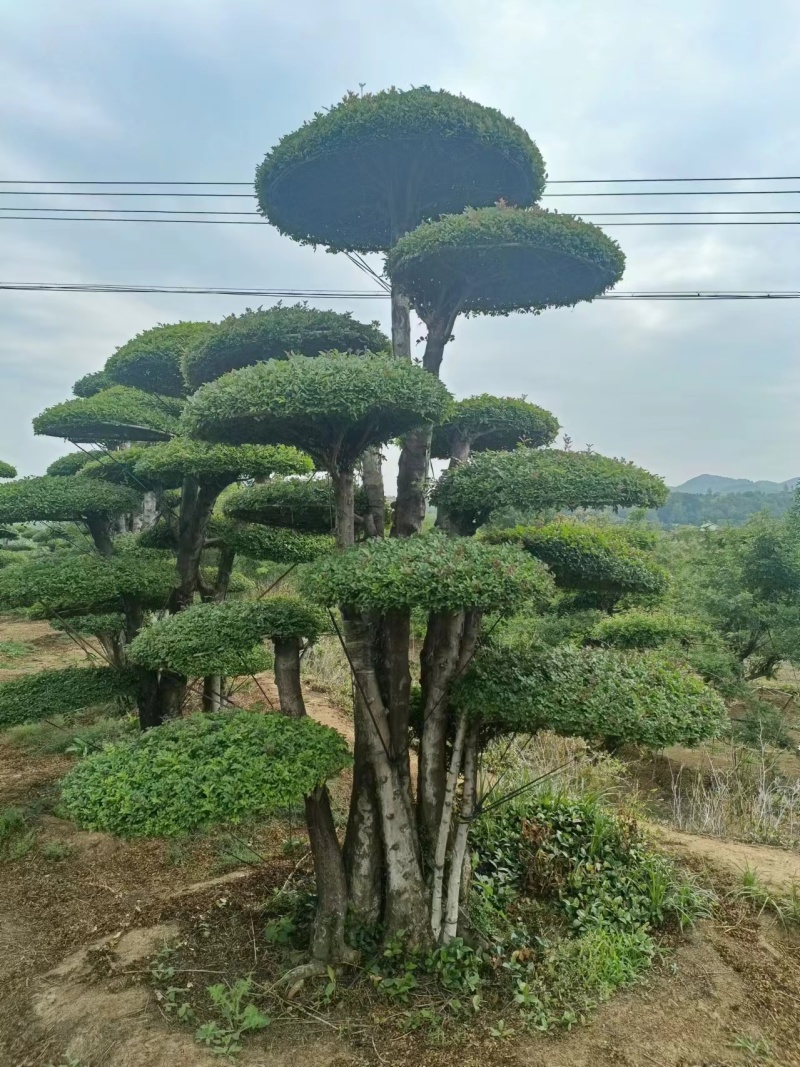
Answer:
455;644;726;748
209;518;334;564
431;395;559;458
0;666;135;727
0;461;17;479
224;477;368;534
587;611;703;650
34;386;184;443
127;596;325;677
46;450;102;477
301;532;553;614
61;711;352;836
50;612;126;638
133;439;312;484
0;476;141;524
104;321;215;397
432;449;668;534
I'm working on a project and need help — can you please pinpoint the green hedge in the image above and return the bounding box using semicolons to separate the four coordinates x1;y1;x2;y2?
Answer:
210;518;334;563
128;595;325;677
431;395;559;458
432;449;668;533
385;206;625;319
256;86;545;251
224;477;368;534
455;644;725;747
34;386;184;444
0;666;135;728
0;550;177;615
184;351;451;470
486;522;668;597
104;321;214;397
182;305;388;389
61;710;352;837
0;476;141;523
301;532;553;615
587;611;703;650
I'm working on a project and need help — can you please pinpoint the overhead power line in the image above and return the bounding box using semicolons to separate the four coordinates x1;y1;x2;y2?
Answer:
2;281;799;301
2;215;800;227
3;188;800;199
2;174;800;185
4;206;800;218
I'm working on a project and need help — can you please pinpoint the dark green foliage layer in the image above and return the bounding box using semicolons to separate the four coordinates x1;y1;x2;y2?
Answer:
46;451;101;477
210;518;334;564
0;666;135;727
183;305;387;389
134;438;312;484
128;596;326;677
431;395;559;459
302;533;552;614
184;352;451;470
51;612;126;638
432;449;668;533
0;461;17;479
224;477;368;534
34;387;184;444
256;86;545;251
587;611;703;650
385;207;625;319
61;710;352;837
0;550;176;615
81;446;167;489
487;522;668;597
73;370;111;397
456;644;725;747
104;321;214;397
0;476;141;523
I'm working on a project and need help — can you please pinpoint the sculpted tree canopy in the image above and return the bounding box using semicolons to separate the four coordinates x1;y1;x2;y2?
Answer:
0;461;17;479
182;305;388;389
433;449;668;534
47;450;101;477
34;386;184;443
184;351;449;468
223;477;369;534
72;369;111;397
0;475;140;527
431;395;560;462
256;86;545;250
104;321;214;397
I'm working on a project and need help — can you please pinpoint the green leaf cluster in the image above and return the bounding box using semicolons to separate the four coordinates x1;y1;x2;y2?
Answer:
209;518;334;564
61;710;352;837
455;644;725;747
134;438;312;484
80;446;166;488
432;449;668;533
104;321;214;397
301;533;553;614
385;206;625;319
184;352;451;470
34;386;184;444
183;305;388;388
487;522;668;597
257;86;545;251
0;461;17;479
0;665;135;727
72;369;111;397
223;477;369;533
587;611;703;650
46;450;102;477
51;612;126;638
0;550;176;615
0;476;141;523
128;596;325;677
431;395;559;459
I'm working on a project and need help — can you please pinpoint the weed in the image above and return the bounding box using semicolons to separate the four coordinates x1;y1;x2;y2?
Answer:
0;640;34;664
0;806;36;861
42;841;74;862
731;866;800;926
46;1054;85;1067
194;978;271;1058
150;944;196;1024
732;1033;775;1062
300;634;353;712
5;713;137;757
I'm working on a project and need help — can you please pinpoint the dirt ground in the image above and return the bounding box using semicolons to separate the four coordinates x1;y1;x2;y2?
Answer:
2;617;800;1067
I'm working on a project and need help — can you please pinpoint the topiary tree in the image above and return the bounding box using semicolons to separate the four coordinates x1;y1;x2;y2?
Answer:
104;321;215;398
431;395;560;466
0;461;17;479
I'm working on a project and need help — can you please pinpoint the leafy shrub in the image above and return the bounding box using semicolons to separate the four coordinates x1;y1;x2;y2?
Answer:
224;477;369;533
431;395;559;458
587;611;703;649
0;666;135;728
50;612;126;638
128;596;325;677
456;644;726;748
209;518;334;564
301;532;553;615
432;449;668;534
34;386;184;444
61;710;352;837
133;438;312;483
104;321;215;398
6;713;138;755
0;460;18;479
0;476;141;524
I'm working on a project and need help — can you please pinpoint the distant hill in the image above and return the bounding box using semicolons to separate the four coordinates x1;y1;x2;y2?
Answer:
672;474;800;496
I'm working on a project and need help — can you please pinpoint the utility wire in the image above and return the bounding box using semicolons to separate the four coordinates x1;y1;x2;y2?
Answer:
3;188;800;199
6;207;800;218
2;282;800;301
4;215;800;228
3;173;800;186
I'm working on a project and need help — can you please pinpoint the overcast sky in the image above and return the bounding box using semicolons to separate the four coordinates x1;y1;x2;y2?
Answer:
2;0;799;488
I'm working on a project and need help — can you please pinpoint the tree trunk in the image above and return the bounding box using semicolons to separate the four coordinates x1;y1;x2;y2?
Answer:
85;516;114;557
273;634;352;963
140;490;158;530
430;712;469;940
418;611;464;848
441;723;478;943
391;286;412;362
360;449;385;538
171;476;221;613
331;469;355;550
202;674;222;711
343;708;383;926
